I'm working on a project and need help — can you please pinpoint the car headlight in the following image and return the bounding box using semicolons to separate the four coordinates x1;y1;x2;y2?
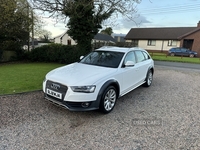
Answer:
70;85;96;93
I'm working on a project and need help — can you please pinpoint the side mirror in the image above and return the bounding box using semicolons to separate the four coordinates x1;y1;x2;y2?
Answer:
80;56;84;60
125;61;135;67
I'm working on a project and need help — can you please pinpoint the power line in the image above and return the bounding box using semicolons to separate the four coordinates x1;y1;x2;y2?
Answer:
139;8;200;15
139;3;200;11
138;3;200;15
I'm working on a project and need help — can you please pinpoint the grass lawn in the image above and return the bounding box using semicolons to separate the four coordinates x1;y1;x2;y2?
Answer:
149;52;200;64
0;62;64;95
1;54;200;95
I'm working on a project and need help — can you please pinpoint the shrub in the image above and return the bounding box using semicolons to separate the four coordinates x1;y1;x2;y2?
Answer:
29;43;86;64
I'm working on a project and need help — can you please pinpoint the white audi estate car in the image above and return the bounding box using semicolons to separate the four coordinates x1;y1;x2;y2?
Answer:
43;46;154;113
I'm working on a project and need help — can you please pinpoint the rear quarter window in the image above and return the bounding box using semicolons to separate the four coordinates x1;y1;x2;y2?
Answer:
142;51;150;60
135;51;146;63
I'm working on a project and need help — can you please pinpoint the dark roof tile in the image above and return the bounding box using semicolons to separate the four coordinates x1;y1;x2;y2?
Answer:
94;33;116;43
125;27;197;40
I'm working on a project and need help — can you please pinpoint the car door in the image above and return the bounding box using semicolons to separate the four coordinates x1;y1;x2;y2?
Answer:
119;51;139;95
175;48;181;56
181;48;189;56
134;51;150;84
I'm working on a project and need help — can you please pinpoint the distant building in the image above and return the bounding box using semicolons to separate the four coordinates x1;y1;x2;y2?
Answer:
93;33;116;43
112;33;126;42
23;39;50;51
54;32;116;45
125;21;200;56
53;31;76;45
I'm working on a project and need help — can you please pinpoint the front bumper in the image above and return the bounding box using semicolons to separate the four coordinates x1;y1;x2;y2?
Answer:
43;80;100;111
44;94;99;111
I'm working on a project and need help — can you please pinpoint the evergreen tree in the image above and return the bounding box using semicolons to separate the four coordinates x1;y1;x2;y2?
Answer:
101;27;113;35
65;0;113;54
0;0;31;54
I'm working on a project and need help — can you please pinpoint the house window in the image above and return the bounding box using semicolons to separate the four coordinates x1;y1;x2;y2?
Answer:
147;40;156;46
168;40;177;46
131;40;138;47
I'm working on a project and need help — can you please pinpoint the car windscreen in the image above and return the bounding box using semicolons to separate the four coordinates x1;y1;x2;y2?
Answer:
79;51;125;68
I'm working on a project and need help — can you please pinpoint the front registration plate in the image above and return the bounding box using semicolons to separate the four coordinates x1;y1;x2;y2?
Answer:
47;89;62;99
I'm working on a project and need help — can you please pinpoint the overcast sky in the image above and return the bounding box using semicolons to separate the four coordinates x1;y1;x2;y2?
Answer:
42;0;200;37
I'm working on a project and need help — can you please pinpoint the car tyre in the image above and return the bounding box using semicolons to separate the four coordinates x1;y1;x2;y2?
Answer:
99;86;117;113
189;54;194;57
170;53;175;56
143;70;153;87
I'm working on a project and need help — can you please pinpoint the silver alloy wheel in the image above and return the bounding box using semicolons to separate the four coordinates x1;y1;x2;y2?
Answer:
147;71;153;86
189;54;194;57
104;89;116;111
170;53;175;56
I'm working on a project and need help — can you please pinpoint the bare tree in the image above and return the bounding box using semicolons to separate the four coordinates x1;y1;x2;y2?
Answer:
29;0;141;54
30;0;141;22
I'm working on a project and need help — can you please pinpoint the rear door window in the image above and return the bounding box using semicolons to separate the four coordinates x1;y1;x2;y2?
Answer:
135;51;146;63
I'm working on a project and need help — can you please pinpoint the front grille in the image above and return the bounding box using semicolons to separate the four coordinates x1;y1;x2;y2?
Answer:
45;80;68;101
45;80;94;110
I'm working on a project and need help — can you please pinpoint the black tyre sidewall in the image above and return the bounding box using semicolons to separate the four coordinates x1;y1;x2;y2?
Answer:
99;86;117;114
144;70;153;87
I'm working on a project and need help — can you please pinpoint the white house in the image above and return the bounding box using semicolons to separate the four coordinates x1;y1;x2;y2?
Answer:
54;31;76;45
54;31;116;45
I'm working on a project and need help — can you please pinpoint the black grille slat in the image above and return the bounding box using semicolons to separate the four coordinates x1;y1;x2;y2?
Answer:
46;80;68;93
45;80;68;101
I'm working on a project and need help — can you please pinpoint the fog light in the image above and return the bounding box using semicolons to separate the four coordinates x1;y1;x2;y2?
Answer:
81;102;90;108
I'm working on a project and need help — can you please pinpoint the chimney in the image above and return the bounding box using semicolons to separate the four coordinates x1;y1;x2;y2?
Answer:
198;21;200;27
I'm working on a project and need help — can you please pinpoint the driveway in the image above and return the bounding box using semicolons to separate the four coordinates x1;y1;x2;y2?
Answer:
155;60;200;70
0;66;200;150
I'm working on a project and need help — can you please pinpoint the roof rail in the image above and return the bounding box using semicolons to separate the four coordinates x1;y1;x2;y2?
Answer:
98;46;119;49
130;47;145;50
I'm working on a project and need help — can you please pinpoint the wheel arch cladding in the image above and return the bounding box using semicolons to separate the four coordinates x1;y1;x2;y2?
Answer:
96;80;120;106
145;67;154;81
149;66;154;74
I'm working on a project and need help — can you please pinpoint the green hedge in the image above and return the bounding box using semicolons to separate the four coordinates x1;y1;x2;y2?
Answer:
29;44;85;64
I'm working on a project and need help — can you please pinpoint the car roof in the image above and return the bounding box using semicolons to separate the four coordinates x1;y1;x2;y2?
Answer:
96;46;146;53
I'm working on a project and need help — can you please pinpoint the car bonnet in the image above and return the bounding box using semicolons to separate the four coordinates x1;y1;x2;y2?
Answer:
45;62;117;86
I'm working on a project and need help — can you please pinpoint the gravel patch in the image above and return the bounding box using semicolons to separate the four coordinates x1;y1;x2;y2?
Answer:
1;67;200;150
